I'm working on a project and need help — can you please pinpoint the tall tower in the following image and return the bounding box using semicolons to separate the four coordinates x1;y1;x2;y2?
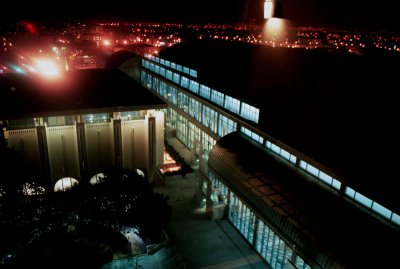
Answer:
264;0;283;19
264;0;274;19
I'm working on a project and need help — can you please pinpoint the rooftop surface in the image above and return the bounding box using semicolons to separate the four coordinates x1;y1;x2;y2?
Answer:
159;40;400;210
208;132;400;268
0;68;166;119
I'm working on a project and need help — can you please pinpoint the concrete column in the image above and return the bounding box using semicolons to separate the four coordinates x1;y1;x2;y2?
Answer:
113;119;122;168
148;117;156;173
36;125;51;186
76;122;87;181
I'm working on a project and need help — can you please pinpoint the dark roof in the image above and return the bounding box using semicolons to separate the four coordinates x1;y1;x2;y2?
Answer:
208;132;400;269
0;69;166;119
105;50;139;69
159;40;400;209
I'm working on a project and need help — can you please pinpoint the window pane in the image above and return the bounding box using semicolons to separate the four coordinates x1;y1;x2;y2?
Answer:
345;187;356;199
319;171;333;185
289;155;297;164
271;144;281;155
372;202;392;219
355;192;373;208
279;149;290;161
391;212;400;225
306;164;319;177
299;160;307;169
331;179;341;190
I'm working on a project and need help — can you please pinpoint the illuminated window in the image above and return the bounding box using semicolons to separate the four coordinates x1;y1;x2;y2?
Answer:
189;80;199;94
149;62;155;72
159;67;166;77
240;126;264;144
167;86;177;105
189;69;198;78
47;116;75;127
172;72;180;84
224;95;240;114
200;84;211;100
183;66;190;75
154;64;160;74
160;81;168;99
178;92;189;112
372;202;391;219
82;113;111;123
211;90;225;107
202;105;218;134
176;114;188;146
166;70;173;80
218;115;237;137
355;192;373;208
180;76;189;89
188;98;201;122
152;77;160;93
240;103;260;123
391;213;400;225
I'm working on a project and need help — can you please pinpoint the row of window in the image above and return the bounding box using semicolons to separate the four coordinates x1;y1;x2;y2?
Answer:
240;126;400;228
142;58;259;123
144;53;198;78
299;160;341;190
142;71;237;138
241;126;264;144
345;187;400;225
7;114;115;130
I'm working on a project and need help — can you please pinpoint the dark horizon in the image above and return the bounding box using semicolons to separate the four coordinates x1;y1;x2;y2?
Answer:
1;0;399;32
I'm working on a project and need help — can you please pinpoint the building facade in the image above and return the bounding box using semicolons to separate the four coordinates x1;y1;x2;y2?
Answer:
3;111;164;184
136;41;400;269
0;69;166;187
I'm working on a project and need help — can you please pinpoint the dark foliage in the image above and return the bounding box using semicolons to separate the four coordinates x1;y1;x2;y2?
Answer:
0;166;171;267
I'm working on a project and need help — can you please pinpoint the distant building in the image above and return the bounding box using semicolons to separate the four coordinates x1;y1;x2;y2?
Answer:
0;68;166;186
136;39;400;268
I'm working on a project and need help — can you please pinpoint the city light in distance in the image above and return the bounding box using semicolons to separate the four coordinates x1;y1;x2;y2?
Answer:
34;58;61;78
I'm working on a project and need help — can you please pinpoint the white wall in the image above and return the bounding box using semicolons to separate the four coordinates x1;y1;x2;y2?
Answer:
121;119;147;170
46;126;80;181
4;109;165;183
5;128;41;174
85;122;115;177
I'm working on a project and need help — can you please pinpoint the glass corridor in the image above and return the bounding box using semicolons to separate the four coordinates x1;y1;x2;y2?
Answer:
210;171;312;269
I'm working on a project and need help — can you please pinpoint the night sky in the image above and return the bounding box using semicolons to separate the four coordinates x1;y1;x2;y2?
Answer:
1;0;399;31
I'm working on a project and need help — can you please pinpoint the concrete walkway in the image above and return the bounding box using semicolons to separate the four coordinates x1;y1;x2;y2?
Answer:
154;137;270;269
104;137;270;269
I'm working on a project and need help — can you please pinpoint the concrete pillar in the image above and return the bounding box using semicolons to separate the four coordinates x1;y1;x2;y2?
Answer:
113;119;122;168
148;116;156;173
36;125;51;186
76;122;88;181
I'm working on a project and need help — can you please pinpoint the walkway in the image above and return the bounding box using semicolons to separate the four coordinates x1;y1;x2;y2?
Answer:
154;137;270;269
103;137;270;269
